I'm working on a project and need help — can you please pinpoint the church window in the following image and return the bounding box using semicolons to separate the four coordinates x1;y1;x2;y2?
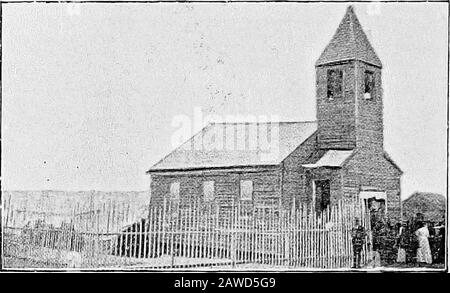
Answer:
327;69;343;99
240;180;253;201
203;181;215;201
170;182;180;201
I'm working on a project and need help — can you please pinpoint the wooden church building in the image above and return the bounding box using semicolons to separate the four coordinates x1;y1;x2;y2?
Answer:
147;6;403;221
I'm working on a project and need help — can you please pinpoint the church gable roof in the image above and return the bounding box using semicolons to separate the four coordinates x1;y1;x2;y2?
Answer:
315;6;382;68
147;121;317;172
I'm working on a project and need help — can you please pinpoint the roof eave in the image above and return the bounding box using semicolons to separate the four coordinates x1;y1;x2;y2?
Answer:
146;163;282;174
315;58;382;69
302;165;343;169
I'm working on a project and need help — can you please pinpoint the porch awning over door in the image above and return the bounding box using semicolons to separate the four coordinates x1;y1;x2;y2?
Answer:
302;150;353;168
359;191;387;200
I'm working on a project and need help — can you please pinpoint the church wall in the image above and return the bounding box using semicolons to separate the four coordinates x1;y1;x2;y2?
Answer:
281;132;318;208
149;167;282;212
342;151;402;222
355;61;384;152
316;61;357;150
304;167;343;206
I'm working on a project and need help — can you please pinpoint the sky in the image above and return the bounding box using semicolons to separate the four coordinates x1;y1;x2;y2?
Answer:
1;2;448;199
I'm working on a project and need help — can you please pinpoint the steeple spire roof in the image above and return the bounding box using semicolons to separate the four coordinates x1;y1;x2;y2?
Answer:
315;6;382;68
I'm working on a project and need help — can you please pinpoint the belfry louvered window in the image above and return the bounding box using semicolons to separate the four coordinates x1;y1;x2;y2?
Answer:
327;69;343;99
364;70;375;99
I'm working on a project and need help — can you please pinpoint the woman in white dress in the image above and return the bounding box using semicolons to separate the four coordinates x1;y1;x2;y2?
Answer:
415;222;432;265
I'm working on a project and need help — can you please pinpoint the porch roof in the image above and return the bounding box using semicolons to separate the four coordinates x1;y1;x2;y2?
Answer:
302;150;354;168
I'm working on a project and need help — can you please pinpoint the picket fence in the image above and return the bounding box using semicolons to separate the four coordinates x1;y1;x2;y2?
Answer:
2;197;371;269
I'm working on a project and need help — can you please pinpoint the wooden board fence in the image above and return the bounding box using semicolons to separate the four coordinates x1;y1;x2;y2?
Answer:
2;196;371;269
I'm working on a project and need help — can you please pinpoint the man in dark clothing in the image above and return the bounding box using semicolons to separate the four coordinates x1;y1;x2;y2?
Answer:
405;220;419;264
352;218;367;268
436;221;445;264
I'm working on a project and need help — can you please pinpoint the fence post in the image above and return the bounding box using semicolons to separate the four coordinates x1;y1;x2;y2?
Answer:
233;201;237;266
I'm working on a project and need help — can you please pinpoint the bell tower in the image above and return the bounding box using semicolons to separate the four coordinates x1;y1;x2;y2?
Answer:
315;6;384;152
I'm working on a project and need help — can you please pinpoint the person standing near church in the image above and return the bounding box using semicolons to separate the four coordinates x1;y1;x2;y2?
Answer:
437;220;445;264
415;221;432;265
395;222;407;263
351;217;367;268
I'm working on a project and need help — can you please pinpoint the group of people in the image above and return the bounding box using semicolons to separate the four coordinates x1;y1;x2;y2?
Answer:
351;213;445;268
394;214;445;266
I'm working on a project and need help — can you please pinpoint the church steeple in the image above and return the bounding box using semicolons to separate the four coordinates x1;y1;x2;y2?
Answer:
316;6;382;68
315;6;384;151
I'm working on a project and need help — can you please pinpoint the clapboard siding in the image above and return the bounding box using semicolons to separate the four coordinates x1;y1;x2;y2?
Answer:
342;151;402;221
317;61;384;152
355;62;384;152
281;132;318;207
150;168;282;211
316;61;357;150
308;168;343;204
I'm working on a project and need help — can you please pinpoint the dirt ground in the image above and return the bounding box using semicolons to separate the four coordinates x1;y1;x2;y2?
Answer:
3;256;68;270
2;255;234;270
382;262;445;270
3;255;445;271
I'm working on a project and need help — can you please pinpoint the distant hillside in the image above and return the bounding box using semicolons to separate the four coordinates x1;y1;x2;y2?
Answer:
2;190;150;210
2;190;151;229
402;192;446;222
